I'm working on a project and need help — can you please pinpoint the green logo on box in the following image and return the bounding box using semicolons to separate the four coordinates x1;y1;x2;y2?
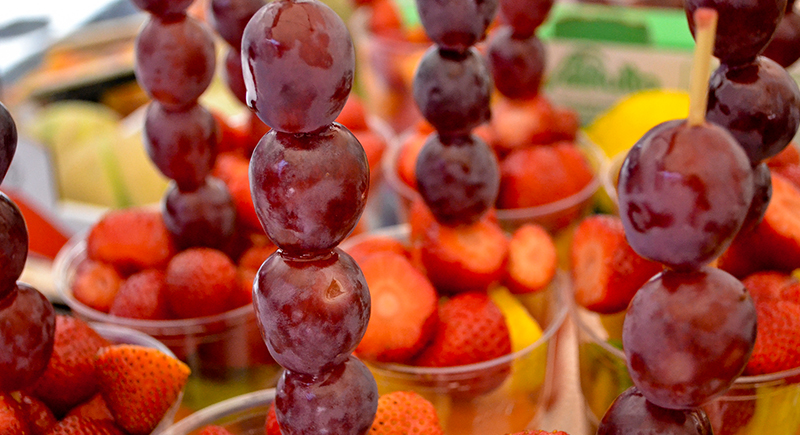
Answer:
551;48;660;93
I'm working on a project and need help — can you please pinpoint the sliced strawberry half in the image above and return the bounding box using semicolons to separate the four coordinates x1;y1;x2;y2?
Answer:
503;223;558;294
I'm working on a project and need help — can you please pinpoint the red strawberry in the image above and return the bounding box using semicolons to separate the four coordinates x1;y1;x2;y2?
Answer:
198;425;235;435
772;162;800;190
336;95;369;131
165;248;238;318
108;269;170;320
44;416;124;435
237;244;278;272
86;208;176;272
717;228;764;279
369;391;444;435
503;224;557;294
17;393;56;435
744;299;800;375
570;215;663;314
212;112;250;156
64;394;114;422
415;292;511;367
265;403;281;435
344;235;409;266
356;252;438;363
420;215;509;293
95;344;190;435
490;96;560;151
748;173;800;272
0;392;31;435
766;142;800;168
396;129;428;189
213;153;261;231
70;261;122;313
355;129;387;175
32;316;111;416
741;271;797;304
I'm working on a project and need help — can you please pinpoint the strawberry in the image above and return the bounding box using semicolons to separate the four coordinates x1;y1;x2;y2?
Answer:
355;129;387;175
32;315;111;416
165;248;238;318
336;95;369;131
44;416;125;435
772;162;800;190
356;252;438;363
86;208;176;272
237;244;278;272
369;391;444;435
95;344;190;435
420;215;509;293
234;267;256;307
64;394;114;422
70;261;122;313
702;399;756;435
344;235;409;266
489;96;559;151
570;215;663;314
745;173;800;272
741;271;797;304
415;292;511;367
507;431;570;435
265;403;281;435
744;299;800;375
503;224;557;294
108;269;170;320
198;425;235;435
213;153;261;231
212;112;249;156
396;129;428;189
17;393;56;435
717;228;764;279
766;142;800;168
0;392;31;435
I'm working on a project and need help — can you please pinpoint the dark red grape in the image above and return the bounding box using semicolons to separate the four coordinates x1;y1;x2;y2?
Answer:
685;0;787;65
740;162;772;233
486;26;545;100
275;356;378;435
617;119;754;270
249;124;369;257
499;0;555;38
130;0;194;17
622;267;757;409
706;56;800;164
144;102;218;191
762;11;800;68
135;15;216;109
415;133;500;225
598;387;713;435
253;250;370;375
223;48;248;106
208;0;266;49
0;102;17;184
415;0;499;51
0;193;28;298
162;178;237;250
241;0;355;133
413;47;492;134
0;283;56;392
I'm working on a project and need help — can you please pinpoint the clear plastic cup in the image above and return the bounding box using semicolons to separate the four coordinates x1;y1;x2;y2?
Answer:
572;301;800;434
161;389;276;435
382;132;605;235
53;235;282;411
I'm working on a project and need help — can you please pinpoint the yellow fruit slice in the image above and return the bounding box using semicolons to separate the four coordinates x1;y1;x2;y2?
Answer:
585;89;690;160
489;286;547;393
739;383;800;434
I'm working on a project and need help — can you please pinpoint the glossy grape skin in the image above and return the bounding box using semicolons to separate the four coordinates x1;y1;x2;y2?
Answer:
762;11;800;67
0;283;56;392
617;119;754;270
208;0;266;49
241;0;355;133
707;56;800;164
130;0;194;16
144;102;218;192
0;102;17;184
499;0;555;38
413;47;492;134
135;15;216;109
486;27;545;100
622;267;757;409
598;387;713;435
415;133;500;225
249;124;369;257
740;162;772;234
223;48;248;106
415;0;499;51
253;250;370;375
276;356;378;435
162;178;237;250
0;193;28;299
685;0;787;65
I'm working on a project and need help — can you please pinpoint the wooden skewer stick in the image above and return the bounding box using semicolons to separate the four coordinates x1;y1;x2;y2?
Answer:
687;8;718;127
